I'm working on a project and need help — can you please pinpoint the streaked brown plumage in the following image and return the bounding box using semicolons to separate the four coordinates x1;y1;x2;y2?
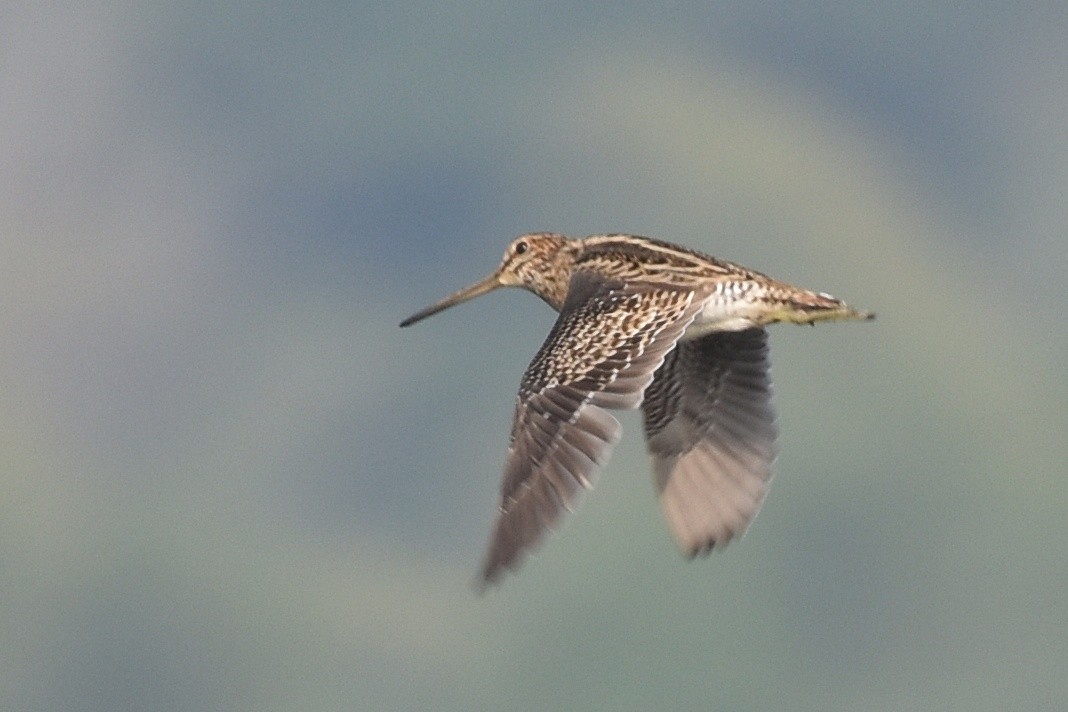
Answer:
400;233;873;589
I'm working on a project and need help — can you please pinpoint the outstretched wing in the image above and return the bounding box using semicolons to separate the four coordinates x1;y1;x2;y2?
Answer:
641;327;778;556
477;271;706;588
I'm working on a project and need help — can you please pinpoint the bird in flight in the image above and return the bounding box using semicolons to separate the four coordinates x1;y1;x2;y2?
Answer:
400;233;873;589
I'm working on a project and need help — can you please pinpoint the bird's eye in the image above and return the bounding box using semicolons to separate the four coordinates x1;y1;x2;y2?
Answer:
514;240;528;255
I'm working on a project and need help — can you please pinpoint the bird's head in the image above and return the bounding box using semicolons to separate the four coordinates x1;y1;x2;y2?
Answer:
400;233;571;327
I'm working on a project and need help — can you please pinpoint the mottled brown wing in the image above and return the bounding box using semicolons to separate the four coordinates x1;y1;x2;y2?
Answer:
477;272;706;589
641;328;778;556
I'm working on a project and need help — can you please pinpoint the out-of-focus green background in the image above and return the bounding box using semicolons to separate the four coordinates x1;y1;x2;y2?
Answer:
3;3;1066;710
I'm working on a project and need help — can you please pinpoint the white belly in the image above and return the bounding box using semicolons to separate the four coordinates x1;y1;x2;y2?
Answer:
682;285;769;339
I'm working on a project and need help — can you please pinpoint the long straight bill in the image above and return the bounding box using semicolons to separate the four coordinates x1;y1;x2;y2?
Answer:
399;273;504;327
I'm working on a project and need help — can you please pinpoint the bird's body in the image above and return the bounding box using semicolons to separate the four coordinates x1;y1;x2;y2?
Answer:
400;233;873;588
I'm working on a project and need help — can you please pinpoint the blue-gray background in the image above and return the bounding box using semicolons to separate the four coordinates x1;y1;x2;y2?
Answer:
3;3;1066;711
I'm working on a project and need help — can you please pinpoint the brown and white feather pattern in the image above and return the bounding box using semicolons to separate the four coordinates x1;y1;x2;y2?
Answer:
576;234;742;287
478;270;707;586
641;327;777;556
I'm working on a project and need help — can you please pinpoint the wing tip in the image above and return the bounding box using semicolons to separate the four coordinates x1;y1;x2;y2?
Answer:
473;533;536;594
473;563;505;595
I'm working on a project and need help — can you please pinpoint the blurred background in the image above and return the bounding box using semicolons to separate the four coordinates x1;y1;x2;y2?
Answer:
2;2;1066;710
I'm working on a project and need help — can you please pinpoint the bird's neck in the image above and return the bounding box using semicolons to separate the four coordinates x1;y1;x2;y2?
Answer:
527;240;581;312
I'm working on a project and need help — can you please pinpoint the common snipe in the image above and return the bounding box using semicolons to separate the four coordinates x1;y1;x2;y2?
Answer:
400;233;873;589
